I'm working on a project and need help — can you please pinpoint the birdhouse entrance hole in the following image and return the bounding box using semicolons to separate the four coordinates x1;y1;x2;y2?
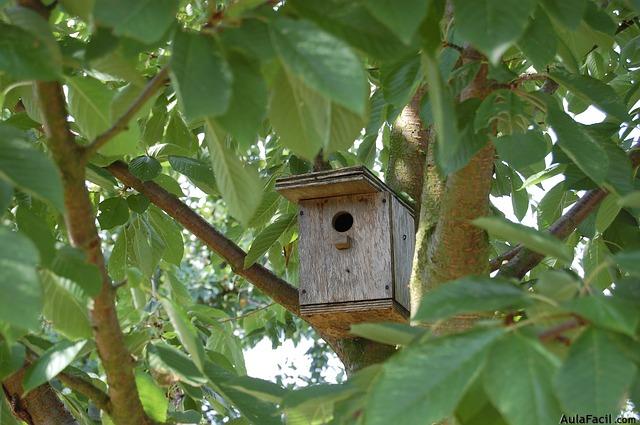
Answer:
332;211;353;232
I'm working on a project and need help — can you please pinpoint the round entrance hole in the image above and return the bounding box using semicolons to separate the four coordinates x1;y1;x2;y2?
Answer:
332;211;353;232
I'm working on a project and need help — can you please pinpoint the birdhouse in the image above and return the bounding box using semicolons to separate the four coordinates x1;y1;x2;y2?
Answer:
276;166;415;338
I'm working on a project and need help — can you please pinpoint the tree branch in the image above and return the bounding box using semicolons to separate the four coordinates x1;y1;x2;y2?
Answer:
85;67;169;157
105;161;301;315
497;145;640;279
538;317;586;343
34;80;151;425
58;372;112;414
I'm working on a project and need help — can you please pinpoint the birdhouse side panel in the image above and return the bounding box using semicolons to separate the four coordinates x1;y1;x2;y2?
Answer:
298;192;393;306
391;196;415;313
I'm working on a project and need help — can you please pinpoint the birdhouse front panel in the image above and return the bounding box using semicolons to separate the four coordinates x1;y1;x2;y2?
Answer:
298;192;393;306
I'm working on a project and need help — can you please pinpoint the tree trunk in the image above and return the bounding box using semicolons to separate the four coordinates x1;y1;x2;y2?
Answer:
386;88;430;213
2;368;78;425
415;48;495;333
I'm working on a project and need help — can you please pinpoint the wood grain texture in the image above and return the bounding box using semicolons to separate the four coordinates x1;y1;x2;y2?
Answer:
298;192;393;305
391;196;414;312
302;299;409;338
276;167;414;213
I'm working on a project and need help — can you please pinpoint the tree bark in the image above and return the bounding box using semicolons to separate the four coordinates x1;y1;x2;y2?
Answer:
2;368;78;425
330;339;396;376
386;88;430;212
416;48;495;333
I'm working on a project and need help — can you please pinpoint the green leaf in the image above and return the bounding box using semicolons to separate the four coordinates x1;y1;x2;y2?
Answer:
147;207;183;265
153;174;185;197
167;155;217;195
129;155;161;181
204;361;282;425
0;342;25;381
93;0;177;44
108;229;128;282
160;298;206;371
618;191;640;208
493;131;549;172
206;323;246;376
540;0;587;30
0;227;42;331
595;194;621;233
41;271;92;341
98;197;130;230
0;22;60;80
364;0;428;44
379;54;422;108
126;194;150;214
554;328;637;415
581;238;613;291
248;192;281;229
269;68;329;160
244;213;296;268
483;332;561;425
130;215;165;277
0;180;13;213
170;31;232;122
147;342;207;387
283;383;357;423
452;0;536;63
366;329;503;425
327;102;366;153
422;53;461;175
59;0;93;20
66;77;141;157
204;120;263;226
16;205;56;265
564;296;639;337
217;54;268;149
270;17;367;115
546;101;609;185
23;339;87;394
414;276;532;322
290;0;410;61
517;9;557;70
613;250;640;276
226;376;286;404
0;124;63;211
50;247;102;297
349;322;425;346
550;69;628;121
135;371;168;422
474;89;528;133
162;109;198;154
472;217;573;262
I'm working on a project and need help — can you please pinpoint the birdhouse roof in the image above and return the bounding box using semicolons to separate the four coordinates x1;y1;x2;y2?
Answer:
275;166;414;213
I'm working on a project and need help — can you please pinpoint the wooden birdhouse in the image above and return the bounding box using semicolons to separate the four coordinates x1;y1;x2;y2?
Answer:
275;166;415;338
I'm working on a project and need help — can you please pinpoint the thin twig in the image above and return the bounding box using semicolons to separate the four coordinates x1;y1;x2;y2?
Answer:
85;67;169;156
218;303;275;323
58;372;112;414
538;317;586;342
509;73;548;87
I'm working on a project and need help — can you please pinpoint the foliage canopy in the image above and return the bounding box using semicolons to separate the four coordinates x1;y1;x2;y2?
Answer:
1;0;640;424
